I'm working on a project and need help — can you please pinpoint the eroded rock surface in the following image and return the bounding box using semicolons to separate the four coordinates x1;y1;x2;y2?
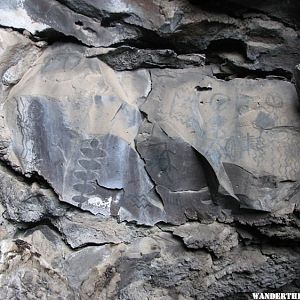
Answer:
296;64;300;100
168;221;239;257
0;0;299;299
87;47;205;71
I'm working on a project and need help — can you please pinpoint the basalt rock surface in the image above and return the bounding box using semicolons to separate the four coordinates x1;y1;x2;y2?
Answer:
0;0;299;299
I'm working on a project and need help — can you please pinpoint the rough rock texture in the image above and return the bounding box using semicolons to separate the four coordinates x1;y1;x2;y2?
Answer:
0;0;300;299
296;64;300;99
167;221;239;257
87;47;205;71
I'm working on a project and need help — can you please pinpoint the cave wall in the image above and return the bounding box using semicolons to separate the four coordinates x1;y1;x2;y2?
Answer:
0;0;299;299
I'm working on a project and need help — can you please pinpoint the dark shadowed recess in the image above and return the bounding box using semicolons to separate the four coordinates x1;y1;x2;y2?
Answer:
189;0;300;29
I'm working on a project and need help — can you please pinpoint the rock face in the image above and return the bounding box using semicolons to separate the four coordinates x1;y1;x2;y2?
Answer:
0;0;299;299
296;64;300;99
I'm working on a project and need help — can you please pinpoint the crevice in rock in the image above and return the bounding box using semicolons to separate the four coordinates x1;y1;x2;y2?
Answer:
212;65;293;81
147;70;153;100
194;151;221;201
34;28;88;46
133;135;165;210
115;27;175;52
67;241;118;250
12;215;121;251
13;218;75;250
0;159;51;188
205;38;250;63
261;126;300;133
0;24;84;47
188;0;299;30
0;158;89;223
235;221;300;246
0;25;29;37
205;39;293;81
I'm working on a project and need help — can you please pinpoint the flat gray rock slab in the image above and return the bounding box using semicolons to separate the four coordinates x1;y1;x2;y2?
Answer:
142;68;300;212
4;43;166;225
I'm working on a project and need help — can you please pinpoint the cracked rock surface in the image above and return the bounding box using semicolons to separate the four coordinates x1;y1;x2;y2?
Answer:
0;0;299;299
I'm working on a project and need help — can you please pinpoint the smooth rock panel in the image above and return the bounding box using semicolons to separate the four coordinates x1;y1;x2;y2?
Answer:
142;68;300;212
4;43;166;225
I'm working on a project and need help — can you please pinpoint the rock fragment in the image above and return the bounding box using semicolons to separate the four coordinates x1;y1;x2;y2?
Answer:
0;165;66;223
170;221;239;256
88;46;205;71
53;210;132;248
